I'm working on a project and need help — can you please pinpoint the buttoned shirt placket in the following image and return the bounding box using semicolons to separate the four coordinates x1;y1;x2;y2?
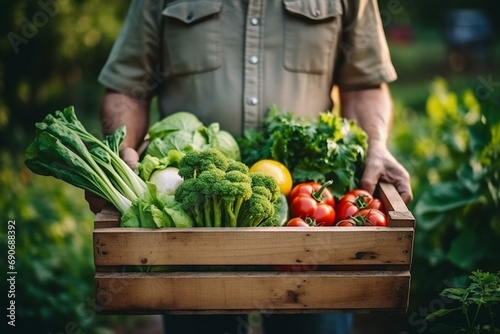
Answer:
243;0;265;130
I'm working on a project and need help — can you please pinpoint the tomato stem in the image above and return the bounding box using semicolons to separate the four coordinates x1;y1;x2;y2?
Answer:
311;180;333;202
354;195;368;209
305;216;317;226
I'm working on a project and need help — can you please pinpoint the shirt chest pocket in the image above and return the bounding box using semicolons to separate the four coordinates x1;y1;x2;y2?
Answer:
283;0;342;74
162;0;222;75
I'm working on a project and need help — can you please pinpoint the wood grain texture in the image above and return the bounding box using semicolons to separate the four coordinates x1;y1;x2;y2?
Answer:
94;227;413;267
95;271;410;313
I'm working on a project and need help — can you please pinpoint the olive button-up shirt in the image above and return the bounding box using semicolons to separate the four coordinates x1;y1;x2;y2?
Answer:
98;0;397;136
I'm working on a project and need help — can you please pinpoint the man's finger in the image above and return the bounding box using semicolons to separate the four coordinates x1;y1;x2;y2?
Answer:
120;147;140;170
84;191;107;214
360;168;380;195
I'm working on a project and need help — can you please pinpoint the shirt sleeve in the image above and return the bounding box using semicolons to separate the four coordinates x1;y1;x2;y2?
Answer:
98;0;163;99
335;0;397;89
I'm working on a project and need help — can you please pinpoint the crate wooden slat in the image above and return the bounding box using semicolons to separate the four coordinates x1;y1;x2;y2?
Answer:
93;182;415;314
95;271;410;314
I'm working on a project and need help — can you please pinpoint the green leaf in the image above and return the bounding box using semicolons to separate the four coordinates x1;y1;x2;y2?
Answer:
430;323;468;334
102;125;125;154
440;287;468;300
148;111;203;138
446;231;487;270
414;180;480;230
425;307;460;321
120;205;141;227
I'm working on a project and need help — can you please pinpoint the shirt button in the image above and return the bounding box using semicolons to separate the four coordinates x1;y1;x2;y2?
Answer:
250;18;259;26
249;56;259;64
248;97;258;105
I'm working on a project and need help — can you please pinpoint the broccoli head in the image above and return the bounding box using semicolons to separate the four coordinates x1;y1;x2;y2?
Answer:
175;148;282;227
178;148;229;179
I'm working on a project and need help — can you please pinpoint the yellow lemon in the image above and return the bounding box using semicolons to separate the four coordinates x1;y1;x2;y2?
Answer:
249;159;293;196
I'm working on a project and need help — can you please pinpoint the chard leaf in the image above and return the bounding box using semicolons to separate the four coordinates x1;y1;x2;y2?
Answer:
102;125;126;154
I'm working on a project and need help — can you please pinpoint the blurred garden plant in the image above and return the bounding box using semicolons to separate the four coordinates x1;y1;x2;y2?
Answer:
425;270;500;333
389;77;500;320
412;78;500;271
0;151;109;333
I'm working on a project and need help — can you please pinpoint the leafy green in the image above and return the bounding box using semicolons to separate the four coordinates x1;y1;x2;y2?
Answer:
238;105;368;197
24;106;192;228
25;106;143;213
145;111;241;161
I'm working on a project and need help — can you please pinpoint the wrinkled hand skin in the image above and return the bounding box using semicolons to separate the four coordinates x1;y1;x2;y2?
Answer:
361;142;413;204
85;147;140;214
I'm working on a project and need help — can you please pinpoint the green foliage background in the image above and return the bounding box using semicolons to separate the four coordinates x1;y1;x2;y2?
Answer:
0;0;499;333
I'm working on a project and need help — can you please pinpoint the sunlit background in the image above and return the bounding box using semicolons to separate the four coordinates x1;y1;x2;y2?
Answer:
1;0;499;333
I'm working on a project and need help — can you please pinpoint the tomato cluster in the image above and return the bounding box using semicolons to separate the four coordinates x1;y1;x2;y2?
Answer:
288;181;336;226
335;189;387;226
285;183;388;227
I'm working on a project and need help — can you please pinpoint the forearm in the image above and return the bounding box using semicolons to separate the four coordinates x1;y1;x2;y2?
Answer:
100;89;150;150
339;84;412;203
339;84;392;147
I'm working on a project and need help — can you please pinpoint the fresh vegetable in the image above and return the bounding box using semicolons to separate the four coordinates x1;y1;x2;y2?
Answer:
249;159;293;196
288;181;336;226
149;167;183;196
238;105;368;197
358;209;388;226
335;189;385;223
289;181;335;207
24;106;193;228
136;154;184;196
237;175;278;227
336;208;388;227
259;194;290;227
146;111;241;161
285;217;315;227
174;148;281;227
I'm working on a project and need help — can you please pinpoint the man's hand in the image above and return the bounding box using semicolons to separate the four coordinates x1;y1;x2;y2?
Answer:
85;89;150;213
361;141;413;204
339;84;412;203
85;146;140;213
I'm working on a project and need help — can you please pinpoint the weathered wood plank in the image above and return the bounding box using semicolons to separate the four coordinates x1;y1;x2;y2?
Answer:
95;271;410;313
94;227;413;266
378;182;415;228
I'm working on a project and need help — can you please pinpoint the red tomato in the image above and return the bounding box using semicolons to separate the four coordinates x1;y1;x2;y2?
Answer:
335;199;361;222
286;217;312;227
367;198;385;211
290;197;336;226
289;181;335;208
335;189;386;223
344;189;372;198
289;181;336;226
336;220;355;227
358;209;388;226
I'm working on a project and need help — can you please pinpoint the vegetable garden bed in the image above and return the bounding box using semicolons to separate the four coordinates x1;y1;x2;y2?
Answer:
93;182;415;314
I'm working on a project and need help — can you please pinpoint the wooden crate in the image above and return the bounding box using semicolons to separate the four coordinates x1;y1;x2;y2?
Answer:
93;182;415;314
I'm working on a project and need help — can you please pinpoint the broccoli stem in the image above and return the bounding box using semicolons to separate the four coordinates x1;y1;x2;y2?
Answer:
193;206;204;227
224;202;237;227
204;198;213;227
233;197;245;223
213;197;222;227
